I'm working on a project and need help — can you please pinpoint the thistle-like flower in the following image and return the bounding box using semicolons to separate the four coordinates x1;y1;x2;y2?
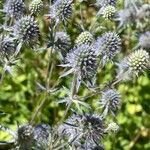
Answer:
117;49;150;80
17;125;34;149
62;44;98;82
3;0;25;19
54;32;71;57
49;0;73;23
75;31;94;46
14;16;40;45
139;32;150;49
29;0;44;15
99;89;121;116
127;49;149;76
99;5;116;19
59;113;105;147
117;9;134;27
0;35;15;59
96;0;117;7
95;32;121;64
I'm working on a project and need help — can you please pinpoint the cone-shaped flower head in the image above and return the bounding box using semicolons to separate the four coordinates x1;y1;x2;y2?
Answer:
99;89;121;116
96;32;121;62
49;0;73;22
4;0;25;19
17;125;34;149
139;32;150;49
75;31;94;46
14;16;40;45
96;0;117;7
0;35;15;58
117;49;150;80
127;49;149;76
65;44;98;80
29;0;44;15
54;32;71;55
59;113;105;146
101;5;116;19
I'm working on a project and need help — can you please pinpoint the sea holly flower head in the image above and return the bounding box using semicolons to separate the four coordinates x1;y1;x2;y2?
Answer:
75;31;94;46
3;0;25;19
14;16;40;45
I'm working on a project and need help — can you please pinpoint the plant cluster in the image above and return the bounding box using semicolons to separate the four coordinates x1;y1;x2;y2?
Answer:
0;0;149;150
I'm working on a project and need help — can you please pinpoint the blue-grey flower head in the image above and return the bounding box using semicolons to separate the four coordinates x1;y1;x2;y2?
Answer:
55;31;71;54
0;35;15;58
14;16;40;45
4;0;25;19
33;124;51;149
99;89;121;116
139;32;150;49
75;31;94;46
49;0;73;23
65;44;98;80
29;0;44;15
117;8;136;26
96;0;117;7
59;113;105;146
96;32;121;62
17;125;34;149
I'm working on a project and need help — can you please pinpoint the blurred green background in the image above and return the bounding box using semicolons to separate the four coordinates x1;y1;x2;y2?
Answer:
0;0;150;150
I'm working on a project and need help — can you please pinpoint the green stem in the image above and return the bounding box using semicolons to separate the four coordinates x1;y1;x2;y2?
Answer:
59;72;78;124
30;47;53;125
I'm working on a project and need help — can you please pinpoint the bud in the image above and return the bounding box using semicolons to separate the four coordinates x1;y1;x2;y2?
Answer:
75;31;94;46
14;16;40;45
0;35;15;58
54;32;71;57
4;0;25;19
99;89;121;116
29;0;44;15
106;122;119;133
101;5;116;19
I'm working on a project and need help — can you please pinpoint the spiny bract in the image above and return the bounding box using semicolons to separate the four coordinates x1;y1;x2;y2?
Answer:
60;113;105;147
139;32;150;49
